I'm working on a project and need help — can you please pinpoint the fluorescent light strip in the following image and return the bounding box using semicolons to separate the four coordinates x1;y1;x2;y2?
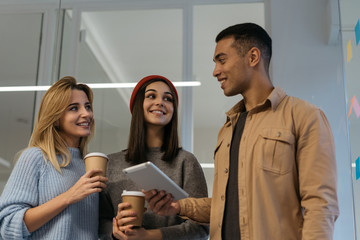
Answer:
172;82;201;87
200;163;214;169
89;83;136;89
0;81;201;92
0;86;50;92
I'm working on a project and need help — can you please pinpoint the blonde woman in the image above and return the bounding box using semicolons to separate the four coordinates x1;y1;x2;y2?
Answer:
0;76;107;240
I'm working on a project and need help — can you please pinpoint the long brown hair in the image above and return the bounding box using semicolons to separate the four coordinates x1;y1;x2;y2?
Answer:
28;76;95;173
126;78;179;164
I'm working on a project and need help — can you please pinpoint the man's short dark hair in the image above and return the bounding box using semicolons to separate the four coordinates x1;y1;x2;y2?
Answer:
216;23;272;71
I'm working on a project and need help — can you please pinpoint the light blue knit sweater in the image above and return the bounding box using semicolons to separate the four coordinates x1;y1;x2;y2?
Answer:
0;147;99;240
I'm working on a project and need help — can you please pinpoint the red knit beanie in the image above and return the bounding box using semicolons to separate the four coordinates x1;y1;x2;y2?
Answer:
129;75;179;113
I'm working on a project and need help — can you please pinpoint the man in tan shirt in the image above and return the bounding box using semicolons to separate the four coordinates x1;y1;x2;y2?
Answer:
144;23;339;239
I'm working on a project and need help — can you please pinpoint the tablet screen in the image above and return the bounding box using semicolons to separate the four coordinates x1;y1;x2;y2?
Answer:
122;161;189;200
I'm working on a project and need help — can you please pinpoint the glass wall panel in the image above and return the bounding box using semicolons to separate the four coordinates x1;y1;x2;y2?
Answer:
193;3;265;196
269;0;353;238
0;13;43;193
340;0;360;237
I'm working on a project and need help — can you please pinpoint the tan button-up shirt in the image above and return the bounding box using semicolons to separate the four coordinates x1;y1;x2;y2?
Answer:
179;87;339;239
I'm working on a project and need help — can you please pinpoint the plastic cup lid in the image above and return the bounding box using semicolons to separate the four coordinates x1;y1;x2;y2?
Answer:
84;152;108;160
121;190;145;197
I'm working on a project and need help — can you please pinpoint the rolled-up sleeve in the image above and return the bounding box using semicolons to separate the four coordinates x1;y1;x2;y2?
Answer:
179;197;211;224
160;153;210;240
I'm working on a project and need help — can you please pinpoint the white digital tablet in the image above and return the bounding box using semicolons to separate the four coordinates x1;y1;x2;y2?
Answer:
122;161;189;200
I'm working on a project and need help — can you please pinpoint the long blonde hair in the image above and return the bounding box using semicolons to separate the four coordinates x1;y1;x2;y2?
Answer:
28;76;95;173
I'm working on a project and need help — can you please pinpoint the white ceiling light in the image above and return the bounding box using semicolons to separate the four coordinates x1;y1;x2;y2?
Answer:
0;86;50;92
0;81;201;92
200;163;214;169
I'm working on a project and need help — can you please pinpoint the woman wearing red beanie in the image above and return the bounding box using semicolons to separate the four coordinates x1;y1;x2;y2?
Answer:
99;75;209;240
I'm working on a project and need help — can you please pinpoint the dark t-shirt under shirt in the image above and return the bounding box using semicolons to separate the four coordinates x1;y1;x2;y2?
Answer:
222;111;248;240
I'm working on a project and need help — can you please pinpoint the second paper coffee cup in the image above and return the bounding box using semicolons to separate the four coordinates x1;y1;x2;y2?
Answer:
121;190;145;227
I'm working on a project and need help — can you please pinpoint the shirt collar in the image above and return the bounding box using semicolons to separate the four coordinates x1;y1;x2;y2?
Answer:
225;86;287;120
267;86;287;111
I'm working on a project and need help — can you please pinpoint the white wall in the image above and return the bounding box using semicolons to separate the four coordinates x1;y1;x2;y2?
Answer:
268;0;354;238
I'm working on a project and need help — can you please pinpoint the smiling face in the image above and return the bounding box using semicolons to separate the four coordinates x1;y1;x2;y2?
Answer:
213;36;251;97
58;89;93;147
143;81;174;129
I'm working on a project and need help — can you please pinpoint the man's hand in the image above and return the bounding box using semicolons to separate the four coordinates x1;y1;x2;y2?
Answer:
143;189;180;216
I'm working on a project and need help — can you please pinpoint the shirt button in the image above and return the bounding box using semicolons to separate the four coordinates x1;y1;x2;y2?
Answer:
221;195;225;201
227;143;230;147
277;132;281;137
224;168;229;173
241;162;244;168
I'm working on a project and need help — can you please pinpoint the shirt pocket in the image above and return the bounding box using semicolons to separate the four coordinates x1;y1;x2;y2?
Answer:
255;128;295;175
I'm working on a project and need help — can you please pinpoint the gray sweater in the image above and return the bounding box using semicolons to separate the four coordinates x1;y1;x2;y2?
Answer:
98;148;209;240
